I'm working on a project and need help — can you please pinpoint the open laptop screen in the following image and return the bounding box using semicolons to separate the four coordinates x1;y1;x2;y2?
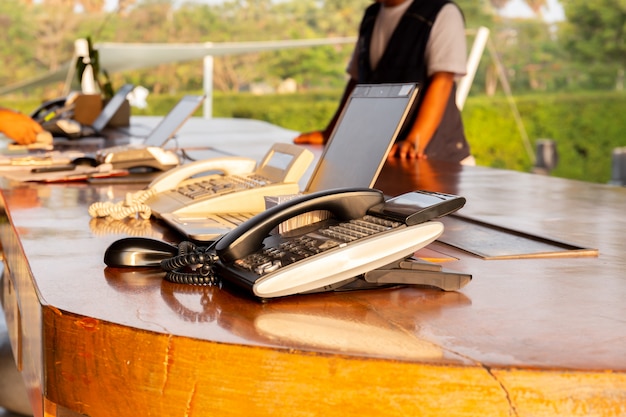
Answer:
91;83;135;133
305;83;419;193
144;95;205;147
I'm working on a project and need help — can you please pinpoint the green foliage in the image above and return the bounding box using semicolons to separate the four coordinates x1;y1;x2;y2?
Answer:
0;1;43;88
212;91;343;132
455;0;499;28
514;92;626;182
462;97;532;171
3;0;626;97
465;92;626;183
560;0;626;70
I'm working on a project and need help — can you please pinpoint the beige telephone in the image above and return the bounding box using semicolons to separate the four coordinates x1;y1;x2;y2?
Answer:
144;142;314;218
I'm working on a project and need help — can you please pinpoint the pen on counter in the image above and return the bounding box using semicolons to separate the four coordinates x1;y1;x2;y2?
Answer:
31;164;76;173
43;169;129;183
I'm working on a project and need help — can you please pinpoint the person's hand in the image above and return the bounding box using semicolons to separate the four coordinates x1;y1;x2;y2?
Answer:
0;109;44;145
293;130;327;145
389;140;426;160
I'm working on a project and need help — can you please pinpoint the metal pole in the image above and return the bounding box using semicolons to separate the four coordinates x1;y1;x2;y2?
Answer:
457;26;490;111
203;53;214;119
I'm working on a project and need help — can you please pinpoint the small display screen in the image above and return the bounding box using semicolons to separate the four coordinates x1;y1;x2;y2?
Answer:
266;151;293;171
368;191;465;225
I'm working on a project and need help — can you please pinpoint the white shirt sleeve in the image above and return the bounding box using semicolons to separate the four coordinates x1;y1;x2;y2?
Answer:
347;2;467;80
425;3;467;78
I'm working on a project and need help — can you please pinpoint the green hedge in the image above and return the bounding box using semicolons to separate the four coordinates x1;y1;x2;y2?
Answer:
209;91;625;184
6;91;625;184
463;93;626;183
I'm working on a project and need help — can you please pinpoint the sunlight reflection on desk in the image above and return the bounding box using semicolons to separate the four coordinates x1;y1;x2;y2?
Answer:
254;312;443;360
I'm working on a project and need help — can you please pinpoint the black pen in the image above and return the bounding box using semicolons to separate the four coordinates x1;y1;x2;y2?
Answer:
31;164;76;173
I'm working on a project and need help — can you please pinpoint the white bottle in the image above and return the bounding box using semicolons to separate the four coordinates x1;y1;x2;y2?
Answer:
75;38;97;94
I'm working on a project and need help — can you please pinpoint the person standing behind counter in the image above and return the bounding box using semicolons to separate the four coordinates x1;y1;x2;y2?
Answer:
0;107;44;145
294;0;474;165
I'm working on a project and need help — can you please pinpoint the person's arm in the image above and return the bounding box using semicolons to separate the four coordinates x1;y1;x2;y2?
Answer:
293;78;358;145
390;3;466;160
390;72;455;159
0;108;43;145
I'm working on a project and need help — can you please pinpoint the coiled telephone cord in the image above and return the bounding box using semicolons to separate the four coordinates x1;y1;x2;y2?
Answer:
160;241;219;286
89;217;155;237
88;189;156;220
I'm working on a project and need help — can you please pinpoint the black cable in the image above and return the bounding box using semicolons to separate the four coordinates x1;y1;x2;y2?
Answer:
179;148;198;162
160;241;220;285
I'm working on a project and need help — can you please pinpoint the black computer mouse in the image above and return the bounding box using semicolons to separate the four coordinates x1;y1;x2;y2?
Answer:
104;237;178;267
72;156;99;167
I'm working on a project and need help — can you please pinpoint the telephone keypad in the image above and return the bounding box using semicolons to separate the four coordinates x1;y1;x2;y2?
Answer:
177;175;272;200
235;216;402;276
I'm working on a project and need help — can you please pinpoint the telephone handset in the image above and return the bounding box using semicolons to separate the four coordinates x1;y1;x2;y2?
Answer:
30;96;73;123
216;188;385;262
144;142;314;217
214;188;466;299
147;157;257;194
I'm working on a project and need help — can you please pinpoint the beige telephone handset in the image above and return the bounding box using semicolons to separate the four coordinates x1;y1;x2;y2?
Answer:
145;142;314;218
147;156;258;194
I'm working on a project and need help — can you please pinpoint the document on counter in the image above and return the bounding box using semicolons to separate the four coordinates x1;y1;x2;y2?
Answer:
0;154;74;170
1;163;129;183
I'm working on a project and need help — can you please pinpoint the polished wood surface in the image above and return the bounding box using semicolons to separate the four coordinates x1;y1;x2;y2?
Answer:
1;125;625;416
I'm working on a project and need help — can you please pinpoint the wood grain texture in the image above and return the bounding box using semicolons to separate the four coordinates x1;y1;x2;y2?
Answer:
43;306;510;417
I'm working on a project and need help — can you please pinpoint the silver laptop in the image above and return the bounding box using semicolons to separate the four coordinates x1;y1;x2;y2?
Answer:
95;95;205;170
91;83;136;134
140;94;206;147
161;83;420;241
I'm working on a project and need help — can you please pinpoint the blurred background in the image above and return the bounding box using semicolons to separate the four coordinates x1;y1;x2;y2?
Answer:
1;0;624;184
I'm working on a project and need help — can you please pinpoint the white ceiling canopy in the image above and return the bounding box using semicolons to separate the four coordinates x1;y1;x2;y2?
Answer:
0;37;355;95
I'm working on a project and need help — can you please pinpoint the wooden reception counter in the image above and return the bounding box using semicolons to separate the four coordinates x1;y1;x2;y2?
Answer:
0;123;625;416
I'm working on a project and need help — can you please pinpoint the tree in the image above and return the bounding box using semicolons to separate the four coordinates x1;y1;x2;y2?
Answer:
0;0;577;96
0;1;40;89
560;0;626;90
484;0;550;19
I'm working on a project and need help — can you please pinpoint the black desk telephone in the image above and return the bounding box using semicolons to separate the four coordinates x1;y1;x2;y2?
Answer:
213;187;467;298
105;188;469;299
